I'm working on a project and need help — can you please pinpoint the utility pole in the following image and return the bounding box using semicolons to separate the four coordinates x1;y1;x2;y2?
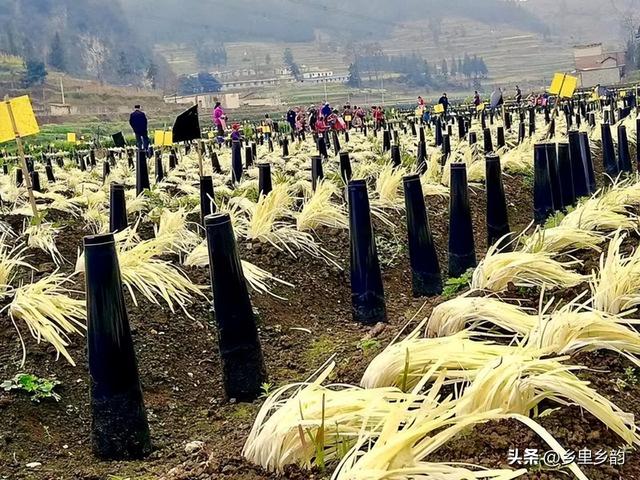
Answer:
60;78;65;104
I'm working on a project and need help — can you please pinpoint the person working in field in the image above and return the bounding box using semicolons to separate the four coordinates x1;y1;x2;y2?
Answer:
129;105;150;153
515;85;522;104
438;93;449;112
262;113;274;142
212;102;226;144
286;108;297;133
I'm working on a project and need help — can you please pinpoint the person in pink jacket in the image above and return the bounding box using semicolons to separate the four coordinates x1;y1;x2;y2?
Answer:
213;102;225;143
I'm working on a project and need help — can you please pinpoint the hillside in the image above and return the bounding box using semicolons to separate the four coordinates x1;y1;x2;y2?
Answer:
123;0;546;44
523;0;630;47
0;0;171;86
156;15;574;88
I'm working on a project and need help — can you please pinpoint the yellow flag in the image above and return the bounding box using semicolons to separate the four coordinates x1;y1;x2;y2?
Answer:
559;75;578;98
434;104;444;114
549;73;578;98
476;103;485;112
154;130;173;146
67;132;77;143
549;73;565;95
619;90;626;97
207;131;215;139
154;130;164;146
0;95;40;144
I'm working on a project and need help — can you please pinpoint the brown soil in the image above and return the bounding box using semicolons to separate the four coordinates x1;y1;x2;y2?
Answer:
1;146;638;480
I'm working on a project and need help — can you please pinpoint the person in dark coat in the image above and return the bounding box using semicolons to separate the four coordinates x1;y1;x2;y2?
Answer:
438;93;449;112
321;102;332;118
129;105;150;152
286;108;297;132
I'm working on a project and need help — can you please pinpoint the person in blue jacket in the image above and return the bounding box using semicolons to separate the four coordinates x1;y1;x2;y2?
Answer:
129;105;150;153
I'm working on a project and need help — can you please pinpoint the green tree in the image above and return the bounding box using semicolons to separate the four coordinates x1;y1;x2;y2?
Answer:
283;48;301;80
23;59;47;87
116;51;133;81
4;23;19;56
462;53;471;78
440;58;448;77
424;60;431;82
48;32;66;71
347;62;362;87
146;62;158;89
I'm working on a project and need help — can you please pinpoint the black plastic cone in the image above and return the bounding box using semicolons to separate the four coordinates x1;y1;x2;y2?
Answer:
497;126;505;148
483;128;493;153
204;213;267;400
135;150;150;196
311;156;324;191
403;174;442;296
258;163;272;196
382;130;391;152
557;142;576;207
332;130;341;154
231;141;242;184
348;180;387;324
317;136;328;158
534;143;555;223
45;164;55;183
485;154;511;248
339;152;352;183
200;176;215;224
544;143;563;211
102;161;111;182
568;131;589;197
109;184;128;233
84;233;151;459
245;146;254;168
442;134;451;161
210;151;222;174
601;123;619;180
579;132;596;194
30;171;41;192
435;119;443;146
617;125;632;173
391;145;401;167
448;163;477;277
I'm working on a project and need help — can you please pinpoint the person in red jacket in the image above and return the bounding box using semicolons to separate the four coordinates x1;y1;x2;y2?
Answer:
315;115;327;134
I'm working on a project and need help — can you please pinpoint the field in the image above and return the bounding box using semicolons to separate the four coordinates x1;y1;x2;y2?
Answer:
1;94;640;480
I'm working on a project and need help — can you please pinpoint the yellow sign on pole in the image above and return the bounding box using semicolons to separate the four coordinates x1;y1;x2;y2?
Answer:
0;95;39;143
207;131;215;139
559;75;578;98
67;132;77;143
549;73;578;98
433;104;444;114
476;103;486;112
549;73;565;95
154;130;173;146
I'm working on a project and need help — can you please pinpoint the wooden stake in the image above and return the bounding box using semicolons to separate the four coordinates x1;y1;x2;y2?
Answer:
196;139;204;177
546;74;566;140
4;95;39;222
